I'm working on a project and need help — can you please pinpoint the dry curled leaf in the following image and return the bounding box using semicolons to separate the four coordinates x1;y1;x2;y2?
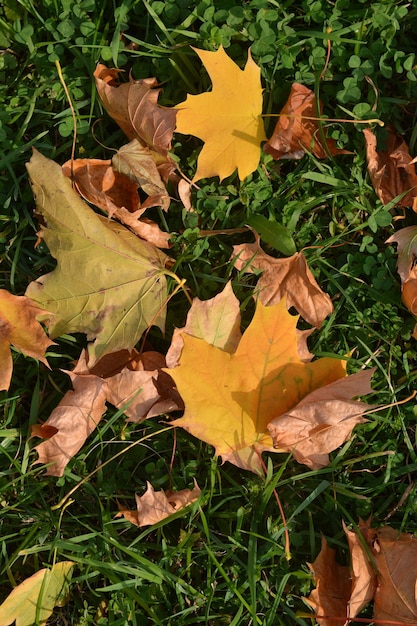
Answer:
231;236;333;328
175;45;266;181
305;537;352;626
364;125;417;210
0;289;54;391
264;83;351;160
268;369;375;469
32;349;182;476
306;520;417;626
116;481;201;527
94;64;177;157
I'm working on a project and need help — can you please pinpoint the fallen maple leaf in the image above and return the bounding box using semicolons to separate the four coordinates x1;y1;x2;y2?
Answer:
174;45;266;182
62;152;171;248
306;520;417;626
166;297;371;473
268;369;375;469
386;226;417;330
25;150;168;366
112;139;171;210
305;537;352;626
33;364;107;476
364;125;417;210
32;348;182;476
0;289;54;391
0;561;74;626
371;526;417;625
94;64;177;157
62;158;140;214
264;83;351;160
116;480;201;527
166;281;242;368
231;236;333;328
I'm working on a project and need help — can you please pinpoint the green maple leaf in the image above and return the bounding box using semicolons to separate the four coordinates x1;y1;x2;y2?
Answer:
26;150;167;365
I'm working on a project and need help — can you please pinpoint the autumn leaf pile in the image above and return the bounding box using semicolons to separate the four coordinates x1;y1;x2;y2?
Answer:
3;44;417;624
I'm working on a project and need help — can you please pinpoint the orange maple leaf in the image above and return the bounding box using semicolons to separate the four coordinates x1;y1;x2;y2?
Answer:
166;297;372;473
0;289;54;391
174;45;266;182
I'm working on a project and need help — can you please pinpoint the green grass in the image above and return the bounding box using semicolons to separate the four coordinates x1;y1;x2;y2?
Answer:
1;0;417;623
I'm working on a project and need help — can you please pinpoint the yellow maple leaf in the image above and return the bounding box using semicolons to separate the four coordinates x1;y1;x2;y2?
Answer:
167;298;355;473
0;289;54;391
175;45;266;182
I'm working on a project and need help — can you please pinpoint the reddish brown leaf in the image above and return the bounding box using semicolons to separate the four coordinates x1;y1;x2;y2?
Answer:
112;139;171;211
264;83;351;160
305;537;352;626
62;158;140;215
231;237;333;328
94;64;176;157
364;126;417;209
62;157;171;247
116;481;201;527
343;521;377;620
268;369;375;469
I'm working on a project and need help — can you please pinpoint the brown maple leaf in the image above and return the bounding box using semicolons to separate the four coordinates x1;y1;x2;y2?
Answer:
307;520;417;626
264;83;351;160
62;156;171;248
32;349;182;476
94;64;176;157
231;236;333;328
305;537;352;626
370;526;417;624
116;480;201;527
0;289;54;391
268;369;375;469
364;125;417;210
32;366;107;476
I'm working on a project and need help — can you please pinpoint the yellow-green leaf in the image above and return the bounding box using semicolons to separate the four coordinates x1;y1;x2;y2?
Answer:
0;561;74;626
175;46;266;182
25;150;167;366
